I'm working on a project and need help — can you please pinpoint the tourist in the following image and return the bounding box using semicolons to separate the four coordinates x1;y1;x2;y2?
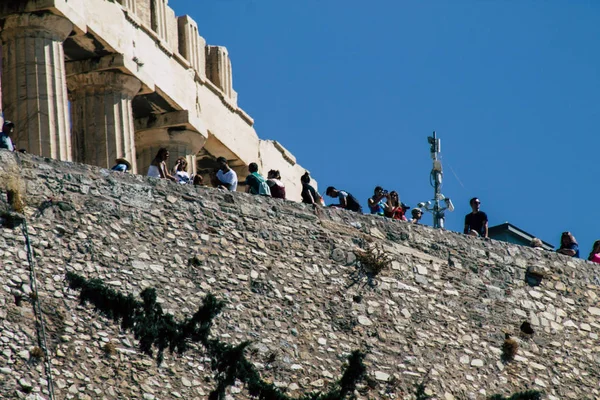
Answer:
242;162;270;196
385;191;407;221
368;186;390;216
300;172;321;205
193;174;205;186
557;232;579;258
172;157;191;184
530;238;544;250
588;240;600;264
410;208;423;224
148;148;176;181
267;170;286;199
325;186;362;212
111;158;132;172
464;197;488;238
215;156;238;191
0;120;15;152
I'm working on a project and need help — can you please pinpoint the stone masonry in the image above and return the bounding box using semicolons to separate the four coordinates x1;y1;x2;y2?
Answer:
0;152;599;400
0;0;314;200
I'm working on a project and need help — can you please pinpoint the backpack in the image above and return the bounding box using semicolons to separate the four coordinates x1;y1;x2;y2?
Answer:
251;172;271;196
341;190;362;213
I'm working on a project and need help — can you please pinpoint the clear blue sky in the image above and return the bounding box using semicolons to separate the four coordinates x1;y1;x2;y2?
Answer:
171;0;600;254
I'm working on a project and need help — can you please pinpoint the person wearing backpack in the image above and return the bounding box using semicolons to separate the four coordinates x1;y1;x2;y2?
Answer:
242;163;271;196
325;186;363;213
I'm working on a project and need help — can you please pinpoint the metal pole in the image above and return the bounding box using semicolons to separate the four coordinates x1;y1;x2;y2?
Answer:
430;131;442;228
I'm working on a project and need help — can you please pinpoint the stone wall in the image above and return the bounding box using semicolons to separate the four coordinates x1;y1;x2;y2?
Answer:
0;152;599;400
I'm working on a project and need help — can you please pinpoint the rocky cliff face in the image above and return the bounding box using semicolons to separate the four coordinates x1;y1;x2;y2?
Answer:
0;151;599;400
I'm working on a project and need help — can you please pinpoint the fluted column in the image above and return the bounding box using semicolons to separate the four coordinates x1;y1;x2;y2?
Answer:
0;12;73;159
68;71;141;172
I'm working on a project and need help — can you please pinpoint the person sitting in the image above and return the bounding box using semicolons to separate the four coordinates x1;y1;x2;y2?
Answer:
267;170;286;199
410;208;423;224
111;158;132;172
300;172;321;205
368;186;390;216
193;174;206;186
242;163;271;196
214;156;238;191
588;240;600;264
172;157;191;184
385;191;407;221
148;148;176;181
530;238;544;250
464;197;488;238
0;120;15;152
325;186;362;212
557;232;579;258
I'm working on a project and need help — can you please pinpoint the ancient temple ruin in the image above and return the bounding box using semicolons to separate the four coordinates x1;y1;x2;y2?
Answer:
0;0;312;200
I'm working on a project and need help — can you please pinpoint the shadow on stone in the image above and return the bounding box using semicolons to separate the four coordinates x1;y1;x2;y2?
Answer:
525;266;544;287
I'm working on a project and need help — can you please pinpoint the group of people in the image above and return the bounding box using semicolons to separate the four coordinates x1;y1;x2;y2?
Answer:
4;121;600;264
117;148;288;199
538;231;600;264
463;196;600;264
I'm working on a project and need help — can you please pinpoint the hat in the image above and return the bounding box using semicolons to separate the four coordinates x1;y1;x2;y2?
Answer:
115;158;132;171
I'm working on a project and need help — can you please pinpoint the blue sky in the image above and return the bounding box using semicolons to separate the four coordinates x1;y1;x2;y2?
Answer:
171;0;600;254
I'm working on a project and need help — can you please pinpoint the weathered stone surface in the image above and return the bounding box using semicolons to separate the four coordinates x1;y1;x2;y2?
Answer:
0;153;599;400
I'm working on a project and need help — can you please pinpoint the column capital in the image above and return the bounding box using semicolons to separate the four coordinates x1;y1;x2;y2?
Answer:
0;12;73;43
68;71;142;98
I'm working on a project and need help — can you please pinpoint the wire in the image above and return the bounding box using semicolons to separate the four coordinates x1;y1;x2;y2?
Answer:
22;219;56;400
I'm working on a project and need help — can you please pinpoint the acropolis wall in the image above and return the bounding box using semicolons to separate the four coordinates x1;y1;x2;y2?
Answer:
0;0;314;201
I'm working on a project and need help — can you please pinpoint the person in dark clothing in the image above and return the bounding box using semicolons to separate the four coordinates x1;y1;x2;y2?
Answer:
464;197;488;237
0;120;15;151
267;170;286;199
300;172;320;205
557;232;579;258
325;186;362;213
241;162;270;196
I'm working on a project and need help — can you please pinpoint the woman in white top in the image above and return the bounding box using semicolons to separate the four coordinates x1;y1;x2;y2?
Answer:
148;148;176;181
172;157;191;184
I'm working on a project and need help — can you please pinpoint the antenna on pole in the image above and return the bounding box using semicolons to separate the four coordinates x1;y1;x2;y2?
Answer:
418;131;454;229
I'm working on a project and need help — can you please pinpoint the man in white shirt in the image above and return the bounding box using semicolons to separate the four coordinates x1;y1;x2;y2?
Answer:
215;156;238;191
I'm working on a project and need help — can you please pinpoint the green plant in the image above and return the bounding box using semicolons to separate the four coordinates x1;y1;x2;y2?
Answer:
66;272;367;400
103;342;117;356
488;390;543;400
30;346;44;360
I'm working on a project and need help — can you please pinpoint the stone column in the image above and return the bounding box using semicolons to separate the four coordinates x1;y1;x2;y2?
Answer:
0;12;73;159
68;71;141;172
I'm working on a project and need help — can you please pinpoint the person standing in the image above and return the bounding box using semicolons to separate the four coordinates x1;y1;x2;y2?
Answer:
464;197;488;238
0;121;15;152
172;157;191;184
267;170;286;199
242;162;270;196
368;186;390;216
300;172;321;205
215;156;238;191
148;148;176;181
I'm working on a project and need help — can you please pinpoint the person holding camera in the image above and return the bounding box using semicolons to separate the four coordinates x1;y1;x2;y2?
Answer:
385;191;408;221
172;157;191;184
368;186;391;216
